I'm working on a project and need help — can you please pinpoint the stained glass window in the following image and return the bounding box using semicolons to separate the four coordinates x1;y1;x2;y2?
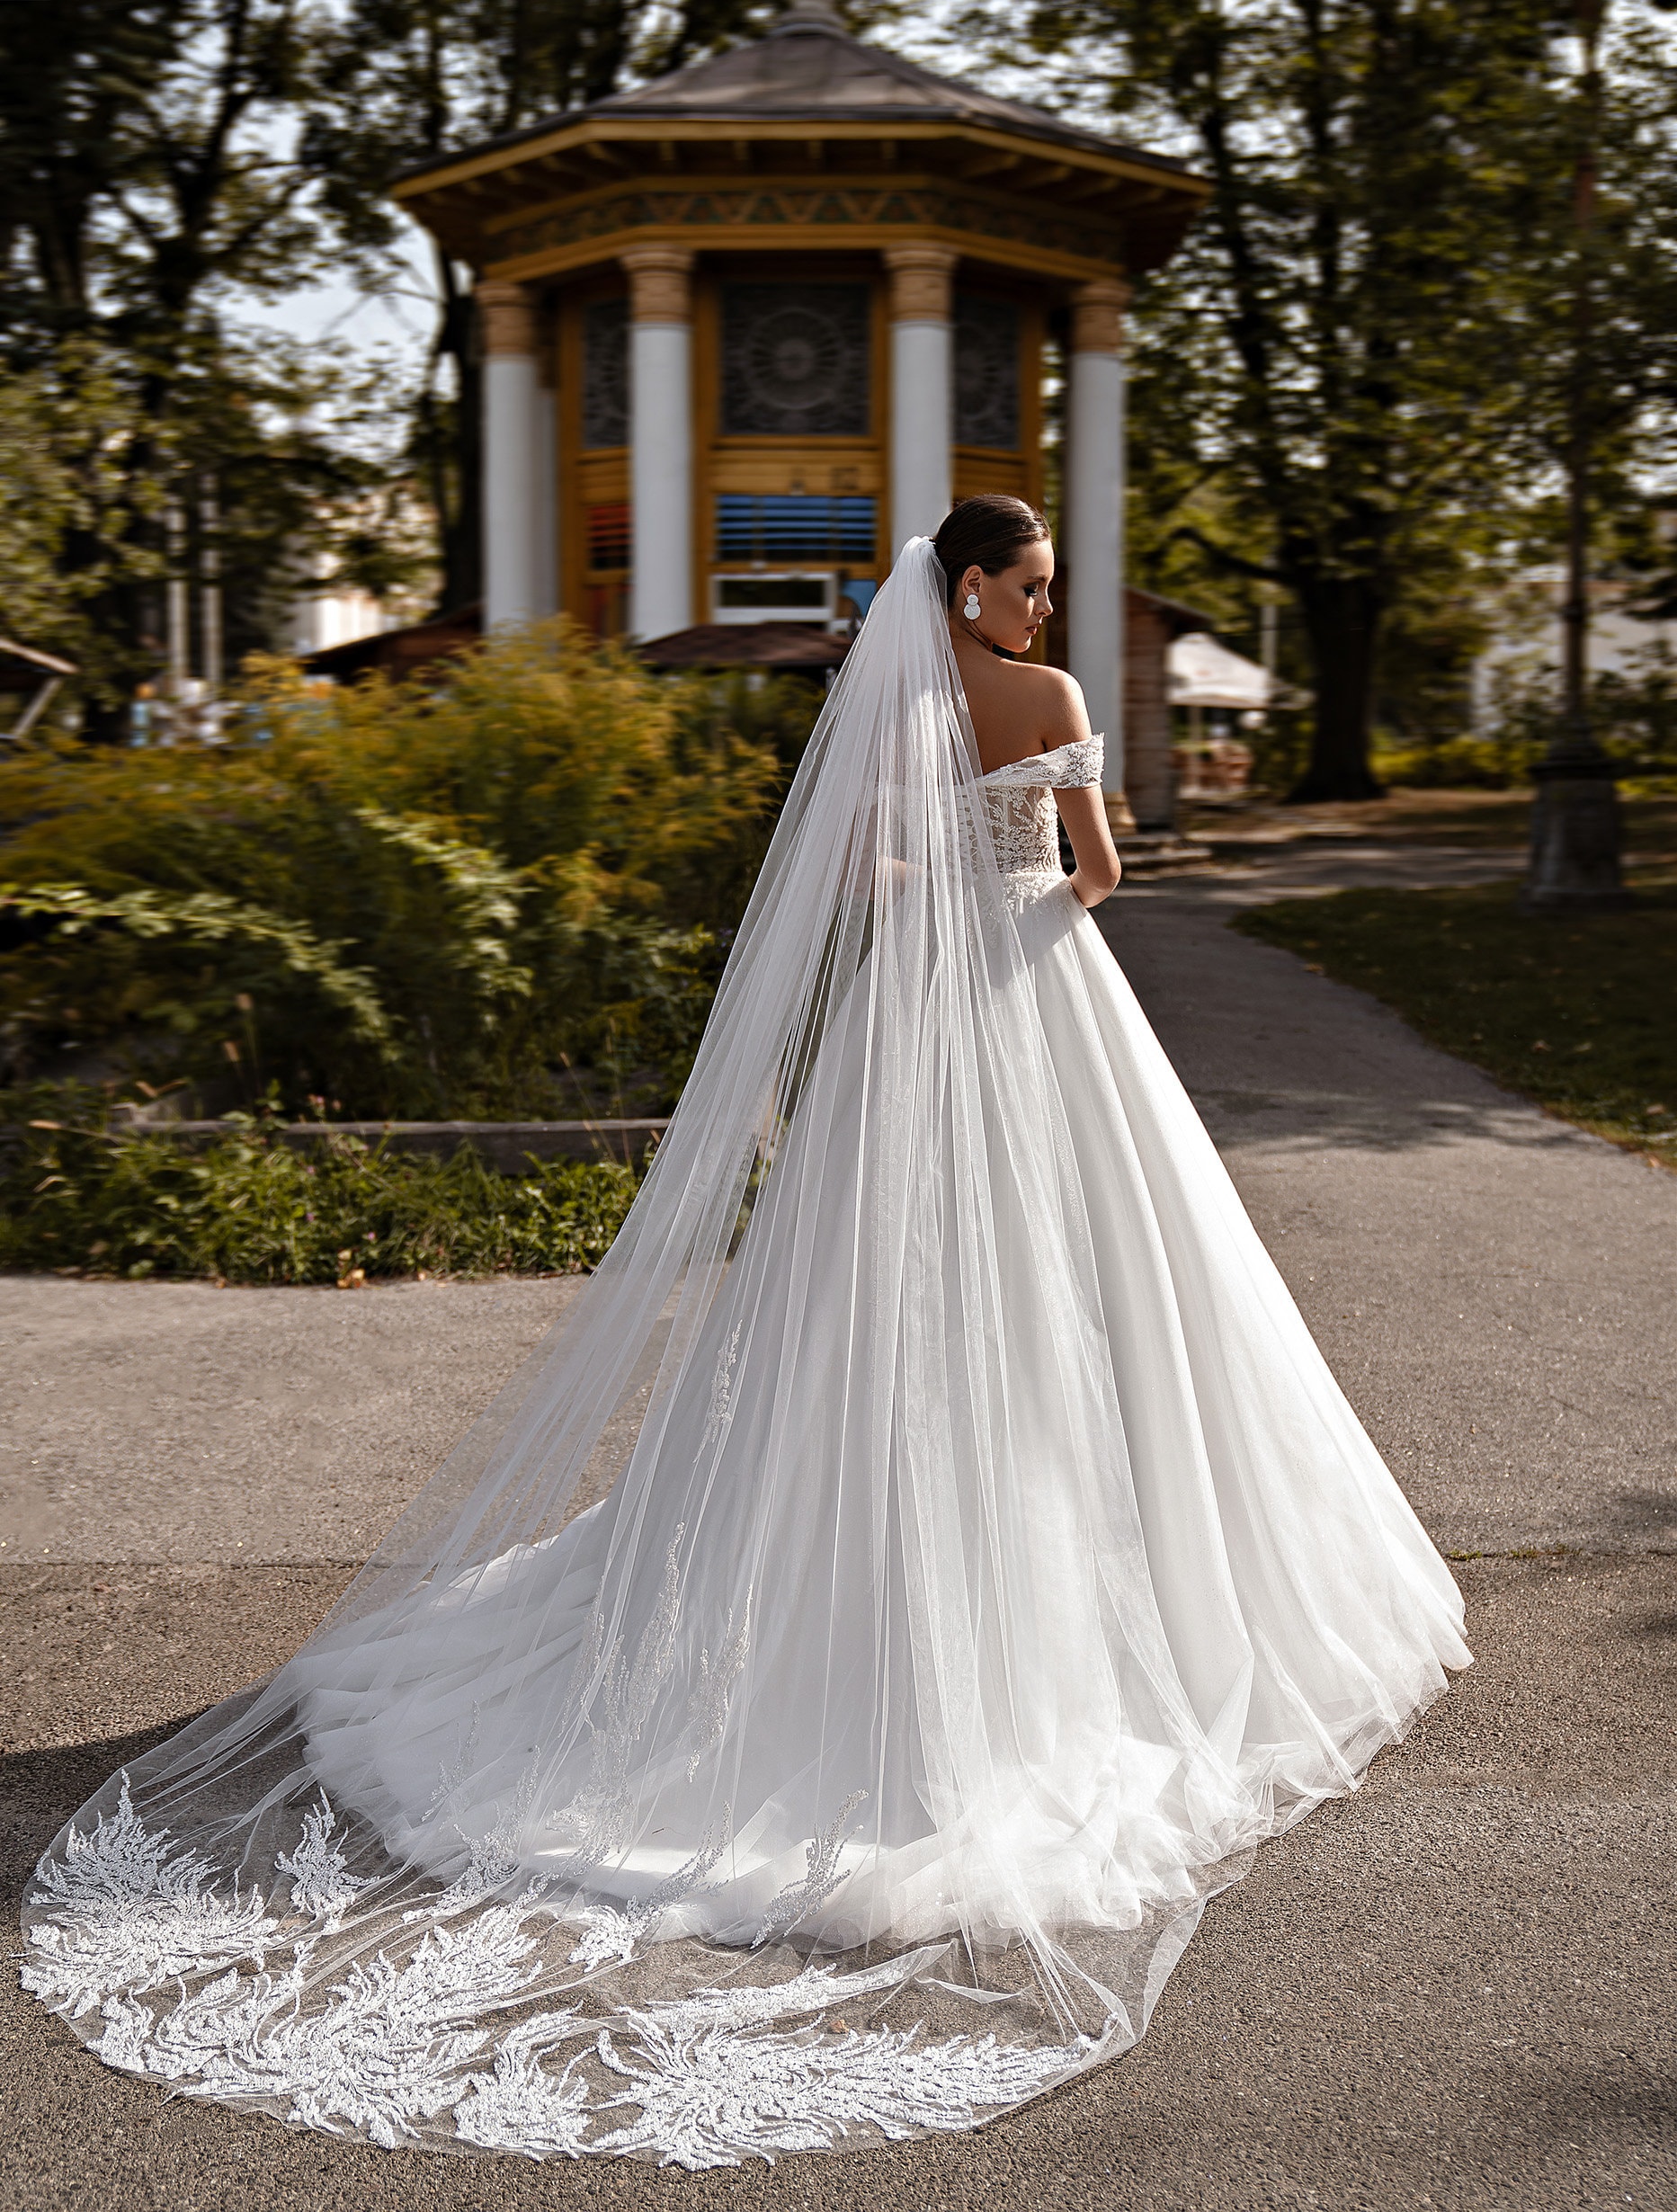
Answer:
720;285;870;437
954;295;1020;451
583;299;629;449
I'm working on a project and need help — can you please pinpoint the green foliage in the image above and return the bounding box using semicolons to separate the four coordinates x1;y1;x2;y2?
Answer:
1369;736;1526;791
0;2;437;724
308;0;832;605
0;343;167;709
0;328;432;732
0;1094;638;1281
1381;640;1677;791
1019;0;1677;800
0;882;395;1048
0;623;785;1117
1233;875;1677;1162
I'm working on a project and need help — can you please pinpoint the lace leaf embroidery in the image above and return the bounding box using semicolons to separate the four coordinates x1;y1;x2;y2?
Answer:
546;1534;683;1867
275;1793;379;1931
92;1908;549;2149
409;1757;548;1922
977;736;1104;789
453;2016;593;2158
754;1788;868;1947
589;2017;1077;2170
700;1323;743;1453
639;1952;921;2038
426;1703;483;1817
566;1810;732;1970
22;1774;282;2019
26;1780;1091;2166
685;1599;750;1779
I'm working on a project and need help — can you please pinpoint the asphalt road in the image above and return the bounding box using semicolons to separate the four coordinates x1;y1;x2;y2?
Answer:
3;849;1673;2212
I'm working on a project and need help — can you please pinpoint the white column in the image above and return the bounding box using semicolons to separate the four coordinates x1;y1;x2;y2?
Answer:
884;245;956;557
621;245;695;640
479;281;541;628
1066;278;1132;833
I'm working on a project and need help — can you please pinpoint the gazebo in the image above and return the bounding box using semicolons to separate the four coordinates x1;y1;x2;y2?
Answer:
394;0;1206;825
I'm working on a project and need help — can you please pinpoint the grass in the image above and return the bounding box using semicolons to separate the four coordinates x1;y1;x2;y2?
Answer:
1232;871;1677;1163
0;1111;640;1283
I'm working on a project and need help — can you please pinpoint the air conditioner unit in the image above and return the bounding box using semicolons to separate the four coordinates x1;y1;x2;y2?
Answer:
712;572;835;625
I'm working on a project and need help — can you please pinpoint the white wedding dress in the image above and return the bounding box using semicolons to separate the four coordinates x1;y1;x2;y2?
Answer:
22;543;1468;2169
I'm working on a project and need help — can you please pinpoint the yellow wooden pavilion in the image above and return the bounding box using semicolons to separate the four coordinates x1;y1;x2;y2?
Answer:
393;0;1205;823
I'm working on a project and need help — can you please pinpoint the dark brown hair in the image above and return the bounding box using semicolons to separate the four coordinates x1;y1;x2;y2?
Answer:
931;495;1051;609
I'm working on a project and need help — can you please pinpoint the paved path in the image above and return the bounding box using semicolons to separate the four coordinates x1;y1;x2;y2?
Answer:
3;848;1673;2212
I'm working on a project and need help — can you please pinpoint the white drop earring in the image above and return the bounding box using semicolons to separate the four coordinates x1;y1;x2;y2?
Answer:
963;592;981;620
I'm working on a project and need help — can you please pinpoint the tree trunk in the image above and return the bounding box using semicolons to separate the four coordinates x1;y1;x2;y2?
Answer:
1288;574;1387;802
449;332;482;612
425;251;481;613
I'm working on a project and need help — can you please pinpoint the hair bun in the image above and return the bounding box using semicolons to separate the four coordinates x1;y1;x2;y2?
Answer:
930;495;1050;610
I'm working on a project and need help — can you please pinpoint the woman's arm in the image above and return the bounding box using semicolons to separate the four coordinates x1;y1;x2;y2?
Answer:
1056;784;1122;907
1020;664;1120;906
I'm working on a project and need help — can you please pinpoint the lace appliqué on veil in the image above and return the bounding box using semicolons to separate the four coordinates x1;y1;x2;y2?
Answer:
23;1785;1077;2169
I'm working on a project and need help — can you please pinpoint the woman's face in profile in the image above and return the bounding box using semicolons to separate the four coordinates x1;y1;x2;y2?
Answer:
961;541;1055;655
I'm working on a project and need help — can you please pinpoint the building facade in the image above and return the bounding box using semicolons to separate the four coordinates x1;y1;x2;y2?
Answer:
395;0;1205;822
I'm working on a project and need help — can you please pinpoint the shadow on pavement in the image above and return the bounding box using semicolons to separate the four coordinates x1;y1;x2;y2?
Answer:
1593;1484;1677;1548
0;1724;194;1897
1195;1081;1590;1156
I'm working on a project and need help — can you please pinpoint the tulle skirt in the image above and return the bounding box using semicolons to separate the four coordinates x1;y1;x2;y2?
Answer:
22;877;1468;2168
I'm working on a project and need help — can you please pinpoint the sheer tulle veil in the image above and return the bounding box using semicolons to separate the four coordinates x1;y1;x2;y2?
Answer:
21;538;1463;2165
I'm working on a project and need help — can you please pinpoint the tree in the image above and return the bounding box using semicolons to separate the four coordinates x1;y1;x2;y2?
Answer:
0;1;179;334
0;0;417;731
1021;0;1620;799
0;2;892;708
312;0;772;612
0;345;166;698
1517;1;1677;902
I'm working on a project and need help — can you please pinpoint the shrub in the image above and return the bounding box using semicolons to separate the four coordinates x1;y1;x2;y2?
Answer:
0;1093;639;1283
1370;733;1527;789
1388;642;1677;792
0;623;793;1119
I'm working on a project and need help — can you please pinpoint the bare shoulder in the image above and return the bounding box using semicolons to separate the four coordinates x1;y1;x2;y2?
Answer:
1010;662;1092;746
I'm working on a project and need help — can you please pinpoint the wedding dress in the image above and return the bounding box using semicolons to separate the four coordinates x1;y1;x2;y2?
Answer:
22;540;1468;2168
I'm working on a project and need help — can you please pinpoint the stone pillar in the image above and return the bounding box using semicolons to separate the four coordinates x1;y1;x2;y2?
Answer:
1066;278;1132;834
884;245;956;559
621;245;695;639
479;280;542;629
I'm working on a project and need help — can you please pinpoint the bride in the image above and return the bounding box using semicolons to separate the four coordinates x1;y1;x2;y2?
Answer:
22;498;1468;2169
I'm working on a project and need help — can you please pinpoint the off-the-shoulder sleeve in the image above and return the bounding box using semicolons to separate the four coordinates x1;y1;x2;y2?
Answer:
978;735;1106;791
1044;735;1104;789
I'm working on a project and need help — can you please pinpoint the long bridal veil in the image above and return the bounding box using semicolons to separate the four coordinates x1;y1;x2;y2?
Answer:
22;540;1458;2168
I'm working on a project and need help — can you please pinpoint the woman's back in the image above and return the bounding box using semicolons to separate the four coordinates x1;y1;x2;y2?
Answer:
954;638;1093;778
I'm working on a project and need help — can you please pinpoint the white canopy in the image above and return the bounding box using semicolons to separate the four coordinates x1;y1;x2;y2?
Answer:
1167;631;1272;712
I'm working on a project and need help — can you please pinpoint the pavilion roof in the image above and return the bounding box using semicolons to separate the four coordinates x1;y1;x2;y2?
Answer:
393;3;1206;281
427;4;1189;178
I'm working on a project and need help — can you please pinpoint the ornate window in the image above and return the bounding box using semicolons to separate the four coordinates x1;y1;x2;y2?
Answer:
583;298;629;449
954;295;1020;451
715;495;877;564
720;285;870;437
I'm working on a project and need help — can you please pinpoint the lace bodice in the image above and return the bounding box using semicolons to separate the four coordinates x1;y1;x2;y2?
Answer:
969;736;1104;909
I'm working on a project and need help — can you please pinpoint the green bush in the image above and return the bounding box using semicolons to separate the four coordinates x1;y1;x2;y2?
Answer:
1370;733;1528;790
0;623;798;1120
1380;643;1677;792
0;1095;639;1282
